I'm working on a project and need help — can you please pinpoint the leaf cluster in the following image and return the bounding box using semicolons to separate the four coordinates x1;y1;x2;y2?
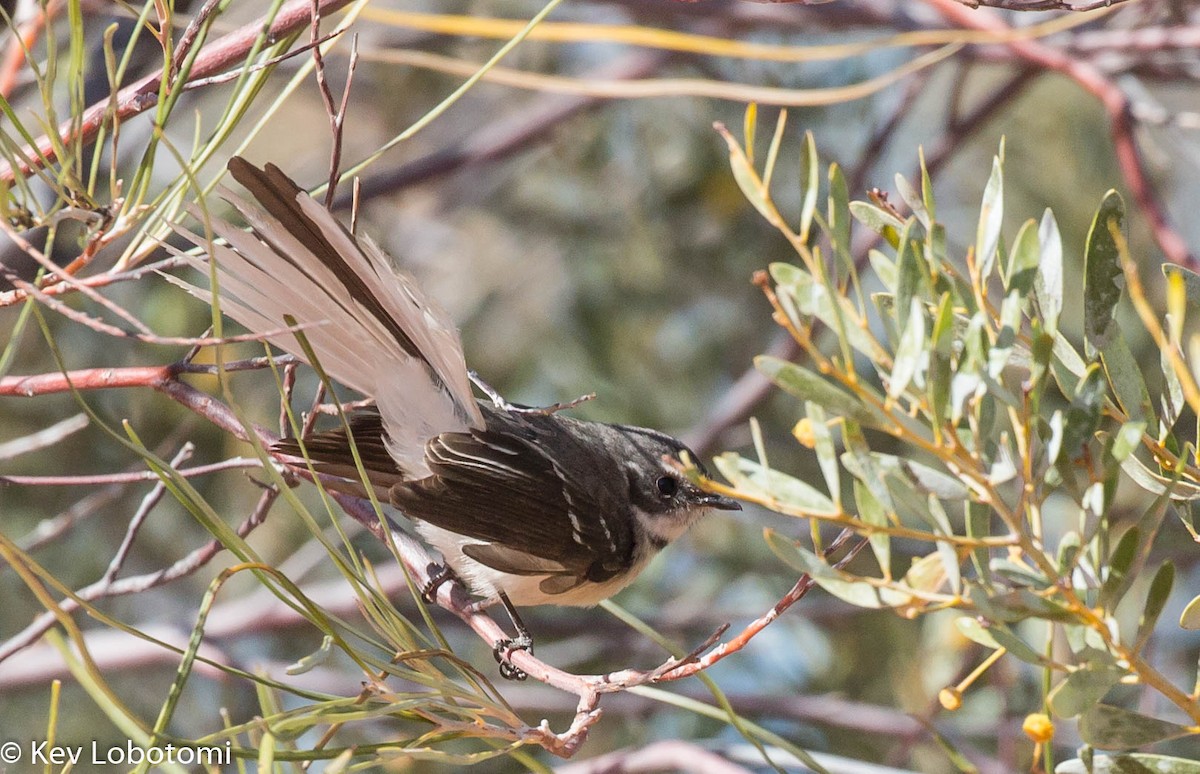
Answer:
715;108;1200;766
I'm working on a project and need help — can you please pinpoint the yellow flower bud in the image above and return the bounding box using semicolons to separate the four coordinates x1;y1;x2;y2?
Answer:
1022;713;1054;743
793;417;816;448
938;687;962;711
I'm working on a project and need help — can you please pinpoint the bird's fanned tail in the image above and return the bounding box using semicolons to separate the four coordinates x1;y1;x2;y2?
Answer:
168;158;483;476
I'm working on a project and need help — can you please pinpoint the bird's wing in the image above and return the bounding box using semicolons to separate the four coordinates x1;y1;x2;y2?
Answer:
391;427;636;586
169;158;482;475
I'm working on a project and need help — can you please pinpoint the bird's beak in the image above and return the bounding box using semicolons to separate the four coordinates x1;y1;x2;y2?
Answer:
700;494;742;511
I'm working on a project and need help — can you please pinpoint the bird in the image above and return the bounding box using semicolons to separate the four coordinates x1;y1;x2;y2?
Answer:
170;158;741;676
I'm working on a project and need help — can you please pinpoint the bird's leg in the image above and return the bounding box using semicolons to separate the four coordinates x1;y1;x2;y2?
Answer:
420;562;458;602
492;590;534;681
469;370;595;416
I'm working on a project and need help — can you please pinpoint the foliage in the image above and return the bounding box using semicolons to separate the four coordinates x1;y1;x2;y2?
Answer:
712;109;1200;770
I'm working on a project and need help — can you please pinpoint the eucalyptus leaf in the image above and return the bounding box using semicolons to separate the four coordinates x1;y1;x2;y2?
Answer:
770;263;885;361
1098;526;1140;611
1180;594;1200;630
895;219;923;328
1161;346;1185;428
1005;218;1040;295
763;530;886;608
729;455;838;516
895;172;929;229
805;402;840;509
1083;190;1126;354
889;298;927;399
869;249;898;292
986;622;1049;665
757;356;886;429
1047;664;1124;718
1119;454;1200;501
1110;421;1147;463
1078;704;1191;748
721;125;777;224
1057;753;1200;774
955;616;1001;649
1101;328;1156;435
976;155;1004;280
929;293;955;429
849;201;904;247
799;130;819;242
828;163;851;266
854;479;890;577
1135;561;1174;648
1036;208;1064;336
1162;264;1200;308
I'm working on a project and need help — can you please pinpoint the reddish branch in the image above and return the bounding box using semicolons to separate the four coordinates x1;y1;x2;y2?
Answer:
0;0;357;182
923;0;1197;270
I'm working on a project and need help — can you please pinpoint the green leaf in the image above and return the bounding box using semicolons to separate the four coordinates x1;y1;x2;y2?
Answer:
965;501;992;583
716;454;838;516
1036;208;1064;337
1005;218;1040;295
895;172;930;229
839;422;892;506
927;497;961;595
976;155;1004;280
718;123;778;225
1119;454;1200;501
1180;594;1200;630
1110;421;1147;463
889;298;927;399
895;219;923;327
919;146;936;219
986;624;1050;665
1162;264;1200;308
1101;328;1157;435
763;530;887;608
870;454;969;500
1083;190;1126;354
955;616;1001;649
798;130;819;242
805;402;840;509
1135;561;1174;648
769;263;885;362
1078;705;1192;748
1057;753;1200;774
1098;526;1140;611
756;355;885;429
1057;364;1106;466
1161;346;1185;428
828;162;851;267
853;480;890;577
869;249;898;292
1048;664;1124;718
929;293;954;429
849;201;903;248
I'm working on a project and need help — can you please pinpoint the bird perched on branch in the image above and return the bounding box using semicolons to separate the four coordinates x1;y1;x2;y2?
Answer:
171;158;740;677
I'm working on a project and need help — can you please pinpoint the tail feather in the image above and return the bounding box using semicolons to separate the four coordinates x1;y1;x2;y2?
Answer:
172;158;483;475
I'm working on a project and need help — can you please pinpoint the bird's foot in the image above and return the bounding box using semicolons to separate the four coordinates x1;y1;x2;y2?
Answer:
493;634;534;681
420;563;457;602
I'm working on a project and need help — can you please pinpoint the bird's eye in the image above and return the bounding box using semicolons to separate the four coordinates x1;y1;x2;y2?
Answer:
656;476;678;498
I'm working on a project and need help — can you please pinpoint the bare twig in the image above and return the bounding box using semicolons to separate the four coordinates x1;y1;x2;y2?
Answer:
0;0;359;182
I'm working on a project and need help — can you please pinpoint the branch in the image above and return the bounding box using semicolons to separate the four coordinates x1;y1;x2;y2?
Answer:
0;0;358;182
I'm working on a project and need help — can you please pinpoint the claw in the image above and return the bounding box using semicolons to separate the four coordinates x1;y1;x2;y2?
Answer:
493;635;534;681
420;563;457;602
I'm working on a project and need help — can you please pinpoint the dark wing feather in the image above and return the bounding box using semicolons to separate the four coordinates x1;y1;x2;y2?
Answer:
391;426;635;583
273;408;405;497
